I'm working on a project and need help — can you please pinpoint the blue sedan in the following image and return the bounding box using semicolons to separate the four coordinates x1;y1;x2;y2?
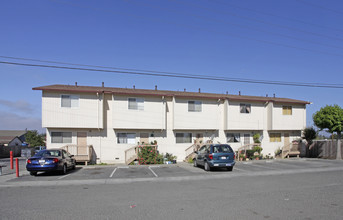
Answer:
193;144;236;171
26;149;76;176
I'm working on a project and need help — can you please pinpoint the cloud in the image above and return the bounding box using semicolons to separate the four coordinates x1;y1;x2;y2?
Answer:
0;99;34;114
0;111;44;133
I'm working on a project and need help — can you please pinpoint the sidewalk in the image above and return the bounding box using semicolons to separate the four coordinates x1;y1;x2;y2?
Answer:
0;157;28;183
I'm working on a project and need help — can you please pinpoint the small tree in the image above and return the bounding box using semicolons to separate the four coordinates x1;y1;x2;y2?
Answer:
303;127;317;146
25;130;45;147
302;127;317;157
313;105;343;160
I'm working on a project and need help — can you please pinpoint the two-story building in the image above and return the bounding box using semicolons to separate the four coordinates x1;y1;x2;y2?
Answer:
33;84;310;163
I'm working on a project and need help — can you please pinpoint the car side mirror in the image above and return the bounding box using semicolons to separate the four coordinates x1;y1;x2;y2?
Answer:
70;155;74;158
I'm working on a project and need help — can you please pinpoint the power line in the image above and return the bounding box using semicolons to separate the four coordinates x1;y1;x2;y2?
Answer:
2;55;343;87
1;60;343;89
51;0;343;58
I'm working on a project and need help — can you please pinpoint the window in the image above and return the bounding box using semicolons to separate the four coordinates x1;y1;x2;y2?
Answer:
213;145;234;153
270;133;281;142
61;95;79;108
226;133;240;143
198;145;209;153
128;98;144;110
176;133;192;143
244;134;250;145
188;101;202;112
283;106;292;115
117;133;136;144
240;104;251;114
51;132;72;143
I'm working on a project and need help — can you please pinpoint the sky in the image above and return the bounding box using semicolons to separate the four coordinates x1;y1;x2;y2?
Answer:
0;0;343;134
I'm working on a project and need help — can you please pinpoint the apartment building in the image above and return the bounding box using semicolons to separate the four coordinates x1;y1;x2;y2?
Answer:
33;84;310;163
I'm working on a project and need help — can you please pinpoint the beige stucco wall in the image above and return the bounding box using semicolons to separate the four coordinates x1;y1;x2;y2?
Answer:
226;101;265;130
43;91;307;163
271;104;306;130
42;91;103;129
173;98;220;130
112;95;165;130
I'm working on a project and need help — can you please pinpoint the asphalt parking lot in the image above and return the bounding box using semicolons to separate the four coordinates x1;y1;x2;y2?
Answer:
1;158;343;185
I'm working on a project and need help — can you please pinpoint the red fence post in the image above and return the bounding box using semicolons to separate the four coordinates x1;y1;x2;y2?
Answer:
16;158;19;177
10;151;13;169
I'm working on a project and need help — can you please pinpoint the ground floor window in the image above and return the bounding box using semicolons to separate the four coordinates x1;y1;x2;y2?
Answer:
176;133;192;143
51;132;72;143
226;133;240;143
117;133;136;144
270;133;281;142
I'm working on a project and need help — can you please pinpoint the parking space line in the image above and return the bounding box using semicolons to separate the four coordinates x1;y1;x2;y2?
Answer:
109;168;117;178
148;166;158;178
58;174;71;180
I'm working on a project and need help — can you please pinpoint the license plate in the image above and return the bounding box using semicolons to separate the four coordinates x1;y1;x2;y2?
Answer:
221;156;226;159
39;160;45;164
226;164;232;167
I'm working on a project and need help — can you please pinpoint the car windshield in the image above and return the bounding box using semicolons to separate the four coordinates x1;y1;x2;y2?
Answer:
35;150;61;157
213;145;233;153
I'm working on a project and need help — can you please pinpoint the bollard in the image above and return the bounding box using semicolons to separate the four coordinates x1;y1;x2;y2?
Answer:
16;158;19;177
10;151;13;170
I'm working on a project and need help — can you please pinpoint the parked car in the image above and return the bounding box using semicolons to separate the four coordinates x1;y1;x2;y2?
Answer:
193;144;235;171
34;146;46;154
26;149;76;176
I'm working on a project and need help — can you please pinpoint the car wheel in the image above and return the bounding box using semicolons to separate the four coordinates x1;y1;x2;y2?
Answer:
72;164;76;170
30;171;37;176
61;164;67;175
193;159;198;167
227;167;233;171
204;162;211;171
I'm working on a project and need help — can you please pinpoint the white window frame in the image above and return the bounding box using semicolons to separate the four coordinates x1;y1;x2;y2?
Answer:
240;104;251;114
188;101;202;112
51;132;72;143
176;133;192;143
128;98;144;110
117;133;136;144
282;106;292;115
226;133;240;143
61;94;79;108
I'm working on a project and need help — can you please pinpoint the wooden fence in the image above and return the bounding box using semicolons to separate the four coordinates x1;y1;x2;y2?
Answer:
309;140;343;159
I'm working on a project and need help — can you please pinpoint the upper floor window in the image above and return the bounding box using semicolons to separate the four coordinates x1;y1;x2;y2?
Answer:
283;106;292;115
176;133;192;143
51;132;72;143
227;133;240;143
240;104;251;114
128;98;144;110
61;95;79;108
188;101;202;112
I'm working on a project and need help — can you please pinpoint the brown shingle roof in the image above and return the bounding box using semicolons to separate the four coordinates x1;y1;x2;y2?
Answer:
33;84;311;105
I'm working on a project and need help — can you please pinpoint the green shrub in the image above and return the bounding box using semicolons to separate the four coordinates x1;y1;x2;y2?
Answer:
138;145;163;165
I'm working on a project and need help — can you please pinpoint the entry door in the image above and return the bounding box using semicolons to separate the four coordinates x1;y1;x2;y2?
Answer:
244;134;250;145
284;133;290;146
77;132;87;147
77;132;87;155
140;133;149;145
196;133;203;143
